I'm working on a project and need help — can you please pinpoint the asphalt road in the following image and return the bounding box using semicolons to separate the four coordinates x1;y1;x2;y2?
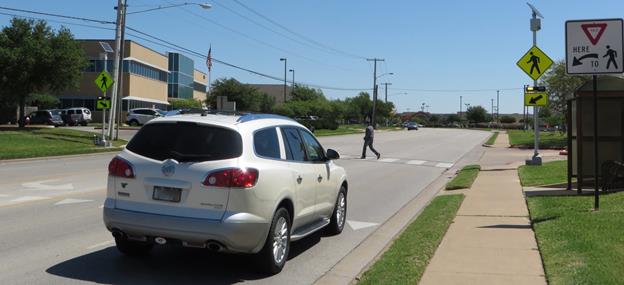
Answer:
0;128;489;285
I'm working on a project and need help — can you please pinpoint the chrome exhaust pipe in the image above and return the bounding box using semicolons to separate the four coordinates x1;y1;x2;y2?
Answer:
154;237;167;245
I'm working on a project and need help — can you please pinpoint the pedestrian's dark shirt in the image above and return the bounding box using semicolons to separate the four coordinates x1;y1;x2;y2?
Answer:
364;125;374;141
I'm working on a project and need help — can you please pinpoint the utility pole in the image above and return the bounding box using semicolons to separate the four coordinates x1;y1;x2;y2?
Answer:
367;58;384;128
381;82;392;103
491;99;494;122
459;96;463;119
496;90;500;123
108;0;126;143
280;58;287;103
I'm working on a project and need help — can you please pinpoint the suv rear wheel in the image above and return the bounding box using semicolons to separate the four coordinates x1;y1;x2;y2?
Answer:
115;237;153;256
326;186;347;235
258;207;291;274
129;119;139;126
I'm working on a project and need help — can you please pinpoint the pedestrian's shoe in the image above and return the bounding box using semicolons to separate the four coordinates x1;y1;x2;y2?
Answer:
360;156;366;159
376;153;381;160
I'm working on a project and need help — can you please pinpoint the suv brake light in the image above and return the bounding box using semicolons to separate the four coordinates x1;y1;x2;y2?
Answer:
203;168;258;188
108;157;135;178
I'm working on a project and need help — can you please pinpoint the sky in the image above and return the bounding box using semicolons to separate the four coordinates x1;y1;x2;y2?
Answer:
1;0;624;114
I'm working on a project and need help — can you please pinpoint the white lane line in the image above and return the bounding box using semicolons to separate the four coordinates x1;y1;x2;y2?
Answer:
0;194;10;198
341;155;353;159
99;205;104;209
86;240;114;250
22;179;74;191
347;220;380;230
10;196;51;203
55;198;94;206
406;160;426;165
378;158;400;163
435;163;454;168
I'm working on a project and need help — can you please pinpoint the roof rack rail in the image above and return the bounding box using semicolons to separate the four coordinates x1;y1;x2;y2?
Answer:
236;113;296;123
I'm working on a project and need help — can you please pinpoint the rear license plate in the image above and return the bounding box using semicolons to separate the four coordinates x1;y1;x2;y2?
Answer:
153;186;182;202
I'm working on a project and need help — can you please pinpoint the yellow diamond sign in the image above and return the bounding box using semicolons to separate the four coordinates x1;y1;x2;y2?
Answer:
94;70;114;93
524;92;548;106
516;46;553;81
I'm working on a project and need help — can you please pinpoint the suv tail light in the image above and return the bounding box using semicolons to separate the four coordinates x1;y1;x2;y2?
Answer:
202;168;259;188
108;157;135;178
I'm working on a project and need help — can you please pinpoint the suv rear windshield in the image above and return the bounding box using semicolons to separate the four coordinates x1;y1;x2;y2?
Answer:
126;122;242;162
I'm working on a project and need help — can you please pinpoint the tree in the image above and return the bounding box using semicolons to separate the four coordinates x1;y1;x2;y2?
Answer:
0;18;88;127
291;85;326;101
169;98;202;109
466;106;488;123
541;60;590;114
208;78;274;112
500;115;516;123
446;114;460;123
27;93;60;109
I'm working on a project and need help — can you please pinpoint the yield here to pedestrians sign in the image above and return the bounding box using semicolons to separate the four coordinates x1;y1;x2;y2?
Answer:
516;46;554;81
524;92;548;106
566;19;623;74
94;70;114;93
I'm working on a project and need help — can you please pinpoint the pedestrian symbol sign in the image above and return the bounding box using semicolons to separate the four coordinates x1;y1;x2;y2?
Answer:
524;92;548;106
566;19;623;74
516;46;553;81
94;71;114;93
96;98;111;110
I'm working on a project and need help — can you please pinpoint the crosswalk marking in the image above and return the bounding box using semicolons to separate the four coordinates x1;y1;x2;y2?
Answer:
378;158;400;163
55;198;94;206
407;160;426;165
436;163;454;168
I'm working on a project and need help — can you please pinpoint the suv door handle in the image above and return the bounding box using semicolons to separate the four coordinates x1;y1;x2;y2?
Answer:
317;175;323;183
297;176;303;184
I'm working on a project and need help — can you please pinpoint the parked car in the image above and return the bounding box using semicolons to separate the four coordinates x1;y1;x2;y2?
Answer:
103;113;348;274
126;108;164;126
63;107;92;126
25;110;64;126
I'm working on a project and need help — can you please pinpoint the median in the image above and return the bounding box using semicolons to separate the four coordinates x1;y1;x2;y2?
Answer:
0;128;125;160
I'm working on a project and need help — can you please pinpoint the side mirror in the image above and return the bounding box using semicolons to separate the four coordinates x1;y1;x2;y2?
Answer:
326;149;340;160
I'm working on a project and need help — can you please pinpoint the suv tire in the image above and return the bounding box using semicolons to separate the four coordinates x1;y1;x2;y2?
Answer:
129;119;139;126
115;238;153;256
326;186;347;235
258;207;291;274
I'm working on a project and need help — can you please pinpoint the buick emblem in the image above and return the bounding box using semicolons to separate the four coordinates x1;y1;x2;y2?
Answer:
161;159;178;177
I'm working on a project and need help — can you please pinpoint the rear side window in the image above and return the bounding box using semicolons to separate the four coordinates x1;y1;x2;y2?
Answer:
76;109;82;114
126;122;242;162
282;128;306;162
254;128;280;159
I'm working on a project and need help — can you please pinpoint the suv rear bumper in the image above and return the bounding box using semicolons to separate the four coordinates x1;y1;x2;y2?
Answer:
103;202;270;253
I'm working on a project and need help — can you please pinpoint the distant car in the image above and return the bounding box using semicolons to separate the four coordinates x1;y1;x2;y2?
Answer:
126;108;164;126
26;110;64;126
406;122;419;130
63;107;92;126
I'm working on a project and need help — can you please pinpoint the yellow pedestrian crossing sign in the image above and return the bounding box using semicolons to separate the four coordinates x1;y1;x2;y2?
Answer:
94;71;114;93
516;46;553;81
96;98;111;110
524;92;548;106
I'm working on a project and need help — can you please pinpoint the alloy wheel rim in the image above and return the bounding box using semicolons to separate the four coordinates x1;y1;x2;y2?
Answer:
337;192;346;228
272;216;288;264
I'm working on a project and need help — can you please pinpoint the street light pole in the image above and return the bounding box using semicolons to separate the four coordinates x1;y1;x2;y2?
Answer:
107;0;126;143
527;3;542;165
381;82;392;103
280;58;287;103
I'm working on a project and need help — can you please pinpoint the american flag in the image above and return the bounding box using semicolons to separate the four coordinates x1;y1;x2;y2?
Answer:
206;45;212;72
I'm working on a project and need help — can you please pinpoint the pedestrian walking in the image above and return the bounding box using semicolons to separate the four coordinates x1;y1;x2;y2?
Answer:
361;123;380;159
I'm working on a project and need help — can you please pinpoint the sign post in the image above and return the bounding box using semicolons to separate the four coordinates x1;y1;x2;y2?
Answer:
566;18;624;210
94;69;114;146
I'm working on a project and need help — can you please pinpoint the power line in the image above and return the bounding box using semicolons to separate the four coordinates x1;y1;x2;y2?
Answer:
0;6;114;24
0;11;115;32
231;0;367;60
390;87;523;93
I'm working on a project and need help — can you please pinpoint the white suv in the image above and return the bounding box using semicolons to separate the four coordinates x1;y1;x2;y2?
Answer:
126;108;163;126
103;113;348;273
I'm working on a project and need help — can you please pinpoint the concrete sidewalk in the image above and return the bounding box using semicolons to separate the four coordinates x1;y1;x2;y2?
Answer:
419;131;547;285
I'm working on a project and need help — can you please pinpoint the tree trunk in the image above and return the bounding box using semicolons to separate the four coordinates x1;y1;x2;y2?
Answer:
18;94;26;128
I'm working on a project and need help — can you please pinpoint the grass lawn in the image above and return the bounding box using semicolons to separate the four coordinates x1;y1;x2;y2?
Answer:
445;164;481;190
518;160;568;186
0;128;126;160
484;131;499;146
358;194;464;285
527;192;624;285
508;130;566;149
314;125;402;137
